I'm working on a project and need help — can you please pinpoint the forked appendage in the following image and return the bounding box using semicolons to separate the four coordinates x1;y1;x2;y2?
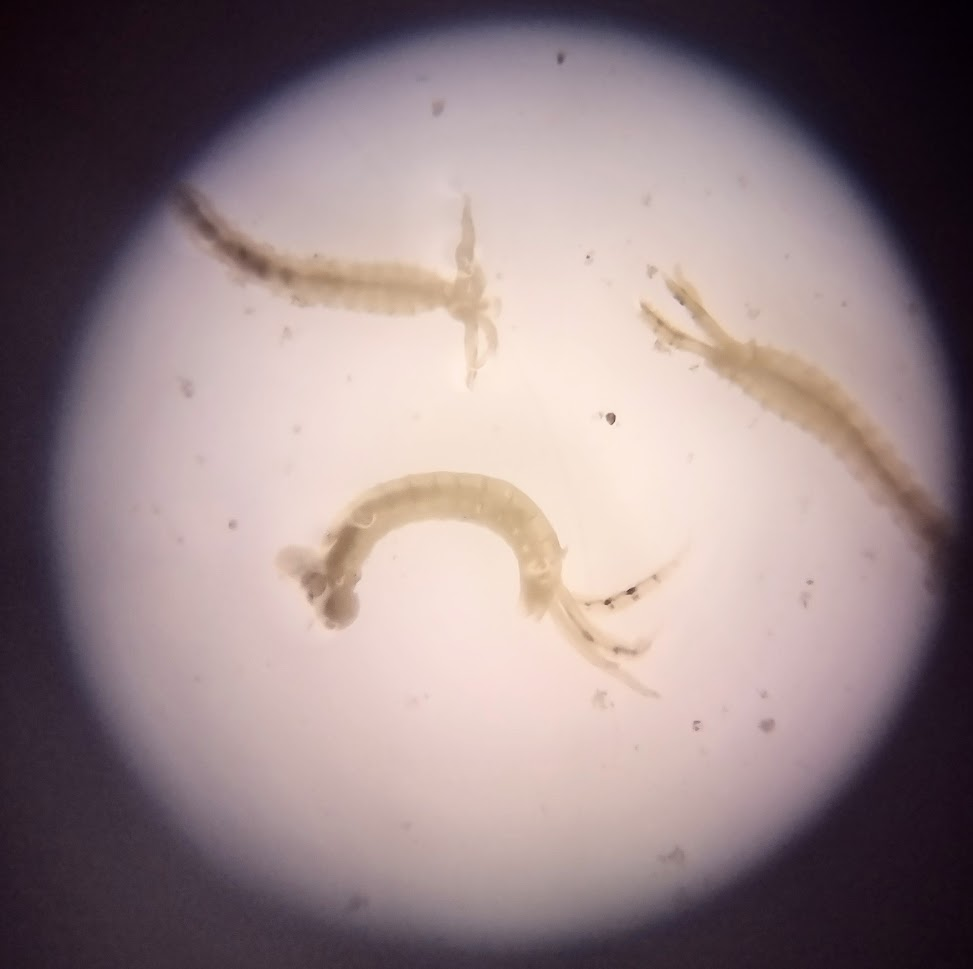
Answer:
662;268;737;346
551;593;660;697
450;205;498;387
548;547;688;696
454;195;476;277
575;545;686;616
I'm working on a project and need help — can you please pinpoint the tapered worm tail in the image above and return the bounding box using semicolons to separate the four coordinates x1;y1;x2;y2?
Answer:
641;271;950;575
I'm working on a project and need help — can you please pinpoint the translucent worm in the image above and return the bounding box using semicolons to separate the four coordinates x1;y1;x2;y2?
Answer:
640;269;950;575
277;472;681;696
173;185;498;387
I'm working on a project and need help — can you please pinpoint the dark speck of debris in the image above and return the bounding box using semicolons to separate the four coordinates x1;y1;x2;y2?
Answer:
431;98;445;117
758;688;769;699
591;689;613;710
692;719;702;732
758;718;776;733
556;50;566;64
228;519;238;531
658;845;686;866
605;412;616;425
584;251;594;265
178;377;195;399
345;892;369;914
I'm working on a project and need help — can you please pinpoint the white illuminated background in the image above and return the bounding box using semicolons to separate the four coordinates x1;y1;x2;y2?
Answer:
51;22;955;950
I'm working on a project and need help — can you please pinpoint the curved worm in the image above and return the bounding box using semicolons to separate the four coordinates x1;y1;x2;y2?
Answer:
277;472;680;696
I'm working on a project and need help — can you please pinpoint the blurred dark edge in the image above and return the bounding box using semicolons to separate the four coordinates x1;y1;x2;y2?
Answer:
0;1;970;968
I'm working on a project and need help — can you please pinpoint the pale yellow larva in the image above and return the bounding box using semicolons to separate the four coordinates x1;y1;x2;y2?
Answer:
640;269;949;576
277;472;680;697
173;186;497;387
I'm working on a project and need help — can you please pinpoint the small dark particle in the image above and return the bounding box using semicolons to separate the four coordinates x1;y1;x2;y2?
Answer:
605;412;616;425
431;98;445;117
602;598;612;607
556;50;566;65
581;630;595;643
178;377;195;399
692;719;702;732
584;251;594;265
625;586;637;596
344;893;369;914
758;717;776;733
658;845;686;866
591;689;611;710
228;519;238;530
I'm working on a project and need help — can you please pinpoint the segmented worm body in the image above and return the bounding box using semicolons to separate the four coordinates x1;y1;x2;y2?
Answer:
640;270;950;573
277;472;680;696
174;186;497;386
